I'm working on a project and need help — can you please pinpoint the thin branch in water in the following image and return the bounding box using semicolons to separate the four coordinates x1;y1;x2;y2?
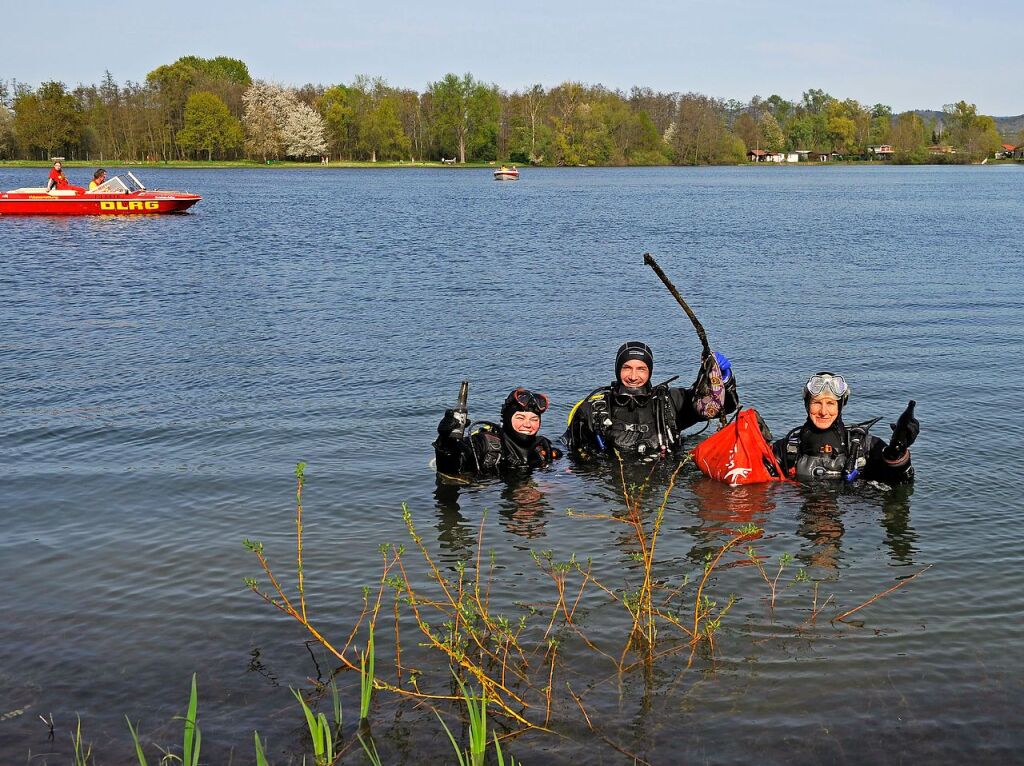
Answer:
832;564;934;623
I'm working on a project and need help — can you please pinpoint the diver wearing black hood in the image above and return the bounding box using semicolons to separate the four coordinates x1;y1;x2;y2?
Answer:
563;341;740;461
771;372;918;483
434;388;562;476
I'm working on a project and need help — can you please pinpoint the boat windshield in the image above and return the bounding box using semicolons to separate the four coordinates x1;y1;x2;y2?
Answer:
87;172;147;194
87;176;131;194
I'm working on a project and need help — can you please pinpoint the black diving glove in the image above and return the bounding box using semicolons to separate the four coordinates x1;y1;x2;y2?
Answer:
437;408;469;439
884;400;919;459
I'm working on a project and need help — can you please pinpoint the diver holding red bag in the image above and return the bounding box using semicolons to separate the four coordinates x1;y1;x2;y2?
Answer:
693;372;918;486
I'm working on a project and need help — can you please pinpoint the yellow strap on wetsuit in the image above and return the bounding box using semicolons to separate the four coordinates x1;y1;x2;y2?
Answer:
566;392;606;425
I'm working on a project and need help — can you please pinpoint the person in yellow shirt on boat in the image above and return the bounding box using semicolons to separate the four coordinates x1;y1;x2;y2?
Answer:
88;169;107;191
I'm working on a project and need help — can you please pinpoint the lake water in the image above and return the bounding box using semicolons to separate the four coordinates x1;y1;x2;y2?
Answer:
1;165;1022;764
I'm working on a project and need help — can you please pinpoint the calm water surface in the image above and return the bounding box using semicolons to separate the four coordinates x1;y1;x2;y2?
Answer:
1;165;1022;764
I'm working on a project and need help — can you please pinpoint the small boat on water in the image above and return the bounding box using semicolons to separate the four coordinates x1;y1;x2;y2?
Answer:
493;165;520;181
0;172;201;216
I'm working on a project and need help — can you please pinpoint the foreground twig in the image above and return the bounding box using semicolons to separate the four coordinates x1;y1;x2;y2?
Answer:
832;564;934;623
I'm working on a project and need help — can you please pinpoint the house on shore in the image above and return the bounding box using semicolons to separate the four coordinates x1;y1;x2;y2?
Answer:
996;143;1017;159
747;149;800;163
868;145;895;159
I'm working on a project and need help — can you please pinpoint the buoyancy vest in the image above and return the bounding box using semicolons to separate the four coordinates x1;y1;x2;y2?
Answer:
469;422;558;472
572;383;682;459
780;419;877;482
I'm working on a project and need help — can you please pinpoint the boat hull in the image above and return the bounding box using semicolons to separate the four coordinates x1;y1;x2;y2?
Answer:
493;172;519;181
0;192;201;215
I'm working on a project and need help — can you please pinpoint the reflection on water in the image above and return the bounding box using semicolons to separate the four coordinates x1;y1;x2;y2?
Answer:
794;482;917;572
687;476;778;569
434;472;556;558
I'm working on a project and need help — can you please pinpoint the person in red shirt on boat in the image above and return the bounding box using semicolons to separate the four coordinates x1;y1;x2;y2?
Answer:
46;161;86;194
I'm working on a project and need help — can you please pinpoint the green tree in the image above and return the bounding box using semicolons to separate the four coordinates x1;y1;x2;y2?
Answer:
801;88;833;114
318;77;413;161
0;81;14;159
671;93;745;165
318;84;357;159
523;84;547;160
147;55;251;158
350;77;412;162
889;111;928;162
0;106;13;159
629;86;678;135
965;114;1002;158
765;94;792;124
825;99;870;155
176;91;243;160
943;100;977;145
733;112;759;149
392;88;426;161
13;81;82;158
869;114;892;146
827;115;858;154
944;101;1002;158
784;115;814;151
758;112;784;152
362;97;410;161
427;73;499;162
546;82;626;166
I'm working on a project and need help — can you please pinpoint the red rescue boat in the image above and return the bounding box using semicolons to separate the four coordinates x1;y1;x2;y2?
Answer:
0;172;200;216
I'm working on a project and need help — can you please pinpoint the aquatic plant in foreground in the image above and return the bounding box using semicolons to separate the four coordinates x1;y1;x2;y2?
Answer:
240;459;934;760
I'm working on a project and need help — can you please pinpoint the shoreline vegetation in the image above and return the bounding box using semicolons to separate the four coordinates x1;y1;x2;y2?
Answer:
3;158;1020;171
2;55;1022;170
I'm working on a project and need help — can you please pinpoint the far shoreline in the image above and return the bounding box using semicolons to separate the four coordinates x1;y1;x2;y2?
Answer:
2;159;1018;171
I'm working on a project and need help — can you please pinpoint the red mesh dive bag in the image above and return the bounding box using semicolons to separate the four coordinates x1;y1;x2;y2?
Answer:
691;408;789;485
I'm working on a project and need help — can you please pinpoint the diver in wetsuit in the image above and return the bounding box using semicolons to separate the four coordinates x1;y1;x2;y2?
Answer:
434;388;562;476
772;372;919;484
563;341;739;461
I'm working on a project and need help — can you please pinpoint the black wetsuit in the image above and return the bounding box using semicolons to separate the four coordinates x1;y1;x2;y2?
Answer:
772;418;913;484
434;422;561;476
564;379;739;461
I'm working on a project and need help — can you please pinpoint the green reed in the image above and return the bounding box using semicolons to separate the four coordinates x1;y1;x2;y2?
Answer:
254;730;271;766
291;687;334;766
124;673;200;766
180;673;201;766
436;673;491;766
71;716;93;766
359;628;376;721
125;716;148;765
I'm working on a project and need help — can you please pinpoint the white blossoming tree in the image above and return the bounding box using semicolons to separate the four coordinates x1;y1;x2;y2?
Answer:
242;81;298;162
283;102;327;160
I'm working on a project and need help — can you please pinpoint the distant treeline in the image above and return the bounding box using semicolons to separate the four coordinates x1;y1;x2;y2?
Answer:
1;55;1021;165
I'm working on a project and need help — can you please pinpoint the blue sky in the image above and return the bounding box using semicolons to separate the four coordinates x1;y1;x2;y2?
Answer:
6;0;1021;115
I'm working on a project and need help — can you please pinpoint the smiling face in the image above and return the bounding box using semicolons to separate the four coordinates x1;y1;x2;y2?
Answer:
808;394;840;429
619;360;651;388
509;411;540;435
